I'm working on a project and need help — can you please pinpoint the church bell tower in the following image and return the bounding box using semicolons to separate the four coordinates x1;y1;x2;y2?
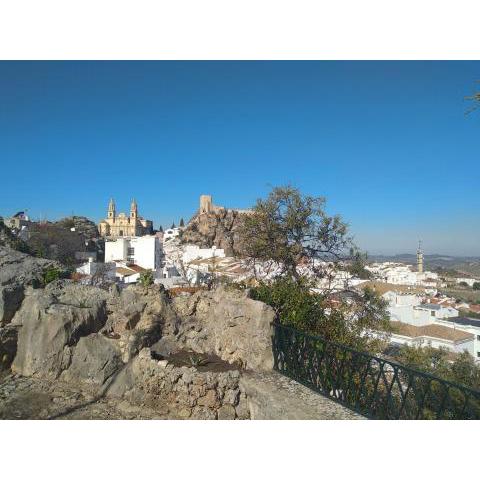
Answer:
130;198;138;220
108;198;116;219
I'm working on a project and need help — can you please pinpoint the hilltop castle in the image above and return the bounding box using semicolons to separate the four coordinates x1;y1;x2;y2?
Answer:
98;199;153;238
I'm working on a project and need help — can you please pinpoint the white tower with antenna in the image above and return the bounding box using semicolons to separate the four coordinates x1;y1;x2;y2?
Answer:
416;240;424;273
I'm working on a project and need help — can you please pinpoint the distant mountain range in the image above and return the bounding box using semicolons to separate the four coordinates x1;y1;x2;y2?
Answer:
367;254;480;277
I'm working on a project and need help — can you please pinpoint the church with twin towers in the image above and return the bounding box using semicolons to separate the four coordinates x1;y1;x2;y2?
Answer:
98;198;153;238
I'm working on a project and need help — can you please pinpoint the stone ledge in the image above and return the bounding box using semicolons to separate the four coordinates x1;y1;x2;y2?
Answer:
240;371;364;420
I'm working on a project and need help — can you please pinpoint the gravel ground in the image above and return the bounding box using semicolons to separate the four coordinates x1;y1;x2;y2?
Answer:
0;374;172;420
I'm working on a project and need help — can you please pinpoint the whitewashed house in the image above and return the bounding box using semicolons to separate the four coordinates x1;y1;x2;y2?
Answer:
104;235;162;271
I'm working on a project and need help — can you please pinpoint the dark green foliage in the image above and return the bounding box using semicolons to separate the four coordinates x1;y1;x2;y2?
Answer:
459;281;469;287
42;267;62;285
473;282;480;290
239;185;352;278
395;344;480;390
346;251;372;279
179;218;185;227
250;275;391;353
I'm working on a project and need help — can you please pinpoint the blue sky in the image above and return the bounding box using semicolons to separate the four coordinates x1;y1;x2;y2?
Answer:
0;61;479;256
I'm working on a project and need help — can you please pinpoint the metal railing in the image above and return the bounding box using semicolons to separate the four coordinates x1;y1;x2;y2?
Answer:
272;322;480;419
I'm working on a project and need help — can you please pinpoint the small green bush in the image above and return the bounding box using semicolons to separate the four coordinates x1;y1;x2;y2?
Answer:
139;269;154;287
42;267;61;285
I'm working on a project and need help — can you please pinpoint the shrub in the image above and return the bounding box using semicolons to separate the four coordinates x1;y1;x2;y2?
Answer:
139;269;154;287
250;275;390;353
42;267;62;285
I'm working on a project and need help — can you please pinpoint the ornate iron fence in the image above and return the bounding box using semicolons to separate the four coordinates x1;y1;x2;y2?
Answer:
272;322;480;419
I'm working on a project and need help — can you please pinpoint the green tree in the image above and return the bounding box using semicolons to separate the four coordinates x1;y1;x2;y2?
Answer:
179;218;185;227
139;269;154;287
242;186;391;353
251;276;390;352
239;185;354;279
473;282;480;290
395;344;480;390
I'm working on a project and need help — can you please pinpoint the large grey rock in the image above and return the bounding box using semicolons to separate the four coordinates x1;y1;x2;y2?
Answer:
104;285;179;362
12;283;109;379
0;246;67;326
0;246;64;287
62;333;123;386
172;286;275;371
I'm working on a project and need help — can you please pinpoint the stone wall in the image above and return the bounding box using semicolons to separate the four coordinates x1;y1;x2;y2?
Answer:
107;348;249;419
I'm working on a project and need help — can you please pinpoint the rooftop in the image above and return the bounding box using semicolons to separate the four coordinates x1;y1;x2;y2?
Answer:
443;316;480;329
390;321;473;342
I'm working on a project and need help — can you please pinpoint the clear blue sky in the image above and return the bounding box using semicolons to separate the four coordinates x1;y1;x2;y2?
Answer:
0;61;479;256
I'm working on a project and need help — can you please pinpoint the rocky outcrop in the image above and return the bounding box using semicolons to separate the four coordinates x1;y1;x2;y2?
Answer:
0;246;67;369
180;210;248;256
103;285;179;362
54;216;99;239
12;283;109;379
171;286;275;371
0;246;64;290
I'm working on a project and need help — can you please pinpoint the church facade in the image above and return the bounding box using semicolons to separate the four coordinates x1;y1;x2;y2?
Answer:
98;199;153;238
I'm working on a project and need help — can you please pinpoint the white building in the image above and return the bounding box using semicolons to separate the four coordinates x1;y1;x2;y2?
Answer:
389;321;475;357
366;262;438;287
163;227;181;242
104;235;162;271
182;245;225;264
382;290;477;360
435;317;480;360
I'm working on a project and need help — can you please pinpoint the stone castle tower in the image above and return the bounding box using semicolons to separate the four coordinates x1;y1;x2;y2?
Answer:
199;195;213;214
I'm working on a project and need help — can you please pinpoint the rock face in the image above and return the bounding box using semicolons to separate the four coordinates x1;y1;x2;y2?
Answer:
61;333;123;386
180;210;248;256
12;283;109;379
0;246;64;291
171;286;275;371
0;284;25;327
103;285;179;362
0;246;66;369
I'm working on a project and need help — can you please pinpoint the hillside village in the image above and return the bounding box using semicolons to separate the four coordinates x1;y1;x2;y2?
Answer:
2;195;480;366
